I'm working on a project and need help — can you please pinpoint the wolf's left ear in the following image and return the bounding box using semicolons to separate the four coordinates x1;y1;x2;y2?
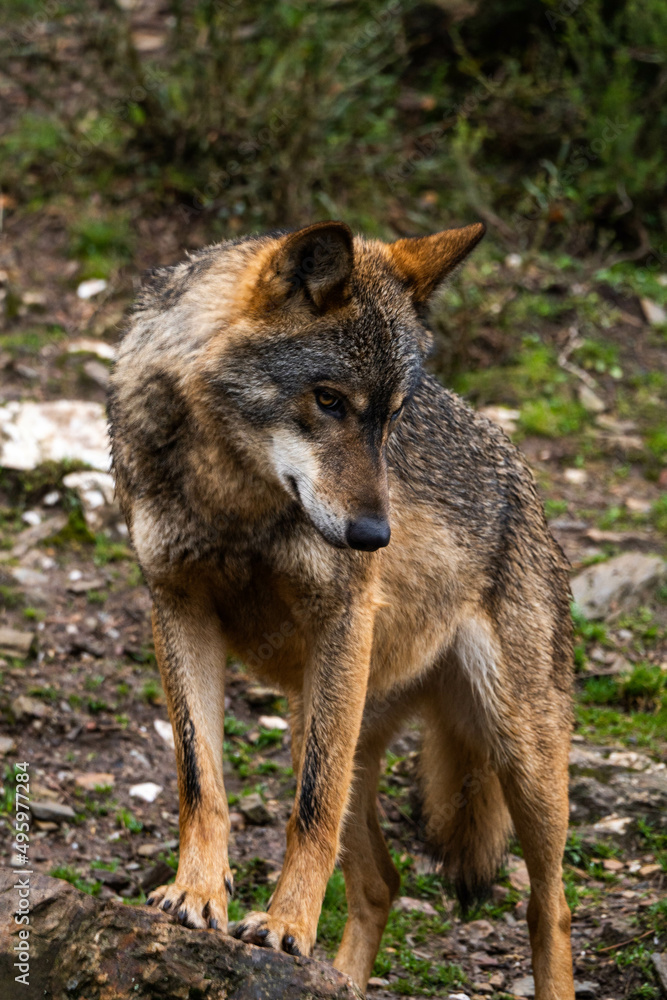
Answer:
387;223;485;303
261;221;354;311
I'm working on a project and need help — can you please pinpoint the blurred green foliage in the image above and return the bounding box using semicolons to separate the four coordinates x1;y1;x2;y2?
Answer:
1;0;665;248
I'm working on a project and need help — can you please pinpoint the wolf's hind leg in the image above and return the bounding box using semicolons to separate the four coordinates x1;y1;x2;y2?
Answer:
498;727;574;1000
146;584;232;930
333;713;401;990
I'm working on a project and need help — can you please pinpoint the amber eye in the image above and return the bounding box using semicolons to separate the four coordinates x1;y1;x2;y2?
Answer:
315;389;344;417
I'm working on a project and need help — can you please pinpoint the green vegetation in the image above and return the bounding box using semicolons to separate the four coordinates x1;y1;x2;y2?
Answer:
50;864;101;897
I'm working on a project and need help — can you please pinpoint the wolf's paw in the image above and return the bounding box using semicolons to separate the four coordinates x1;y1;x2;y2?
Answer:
147;877;232;930
233;910;312;956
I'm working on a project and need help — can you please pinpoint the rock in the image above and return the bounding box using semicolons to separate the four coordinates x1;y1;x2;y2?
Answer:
154;718;175;749
593;813;633;836
83;359;110;389
66;577;107;594
67;338;116;360
140;860;175;893
245;685;282;705
465;919;494;940
578;384;606;413
8;514;68;557
625;496;652;514
512;976;535;997
608;769;667;818
75;772;115;792
571;552;667;619
0;628;36;658
640;298;667;326
569;777;617;820
258;715;289;731
606;750;653;771
136;839;178;858
0;870;363;1000
0;736;16;755
239;792;272;826
11;694;49;719
652;953;667;994
508;857;530;891
367;978;390;988
130;782;163;803
21;510;41;527
394;896;437;916
574;983;599;999
0;400;110;471
30;801;76;822
564;468;588;485
77;278;108;299
479;406;520;435
62;471;117;531
229;810;245;831
96;869;131;890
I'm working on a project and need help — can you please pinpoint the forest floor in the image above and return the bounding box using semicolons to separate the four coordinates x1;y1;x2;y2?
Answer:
0;203;666;1000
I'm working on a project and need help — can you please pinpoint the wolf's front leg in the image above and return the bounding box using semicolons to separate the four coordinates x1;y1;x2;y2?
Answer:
234;606;374;956
146;584;232;930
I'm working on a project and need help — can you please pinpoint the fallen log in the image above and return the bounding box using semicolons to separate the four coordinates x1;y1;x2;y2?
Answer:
0;868;363;1000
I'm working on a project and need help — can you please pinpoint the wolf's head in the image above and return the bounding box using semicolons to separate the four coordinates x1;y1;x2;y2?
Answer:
201;221;484;551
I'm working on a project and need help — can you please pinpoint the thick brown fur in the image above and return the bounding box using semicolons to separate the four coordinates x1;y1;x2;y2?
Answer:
109;221;575;999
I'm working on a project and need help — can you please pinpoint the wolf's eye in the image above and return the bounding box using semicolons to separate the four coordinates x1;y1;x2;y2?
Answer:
390;402;404;422
315;389;344;417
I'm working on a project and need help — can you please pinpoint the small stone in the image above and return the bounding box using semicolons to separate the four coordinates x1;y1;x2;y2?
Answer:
505;253;522;269
77;278;108;299
640;298;667;326
0;735;17;754
367;978;390;988
652;954;667;994
83;359;110;389
471;984;494;995
67;577;106;594
578;384;606;413
395;896;437;916
75;772;115;792
21;510;42;527
625;497;652;514
639;863;662;877
465;919;494;939
30;801;76;822
129;782;163;803
67;338;116;360
593;813;632;836
97;869;131;890
479;406;520;435
43;490;61;506
512;976;535;998
12;694;49;719
238;792;272;826
245;685;281;706
0;628;36;658
140;860;175;892
258;715;289;731
601;858;624;872
508;857;530;891
154;718;175;749
229;811;245;832
574;982;599;999
564;468;587;485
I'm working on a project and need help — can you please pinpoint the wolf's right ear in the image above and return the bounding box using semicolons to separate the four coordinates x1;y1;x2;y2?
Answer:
387;223;485;303
259;221;354;312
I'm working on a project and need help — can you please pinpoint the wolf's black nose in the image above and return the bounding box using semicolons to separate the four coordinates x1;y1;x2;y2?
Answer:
346;516;391;551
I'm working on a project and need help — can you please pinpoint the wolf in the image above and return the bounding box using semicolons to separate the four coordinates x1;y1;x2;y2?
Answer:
109;220;574;1000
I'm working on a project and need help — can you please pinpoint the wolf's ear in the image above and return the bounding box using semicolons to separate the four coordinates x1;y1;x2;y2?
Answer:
387;223;485;303
261;221;354;311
